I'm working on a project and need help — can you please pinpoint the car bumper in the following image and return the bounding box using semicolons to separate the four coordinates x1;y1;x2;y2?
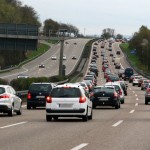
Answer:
0;105;11;113
92;100;118;107
27;100;46;107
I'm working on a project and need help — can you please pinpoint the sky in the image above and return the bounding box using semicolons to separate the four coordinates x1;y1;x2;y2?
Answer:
21;0;150;36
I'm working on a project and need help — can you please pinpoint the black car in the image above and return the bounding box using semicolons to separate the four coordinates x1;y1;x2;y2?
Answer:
90;67;99;77
123;68;134;80
116;50;121;54
27;83;56;109
91;86;120;109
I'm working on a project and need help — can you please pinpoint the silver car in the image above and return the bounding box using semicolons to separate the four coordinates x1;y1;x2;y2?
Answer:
0;85;22;116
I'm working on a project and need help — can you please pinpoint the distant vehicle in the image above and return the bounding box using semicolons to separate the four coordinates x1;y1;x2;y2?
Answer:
116;50;121;54
51;55;57;60
46;83;92;121
145;83;150;104
27;82;56;109
63;55;67;60
114;58;120;66
141;80;150;90
72;56;77;60
17;73;29;79
90;86;120;109
129;74;139;83
0;85;22;116
118;68;125;78
74;42;77;45
115;63;121;69
123;68;134;80
39;64;45;68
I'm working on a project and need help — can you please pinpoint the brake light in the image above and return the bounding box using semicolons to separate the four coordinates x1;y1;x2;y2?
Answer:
146;88;150;93
79;97;86;103
0;94;10;99
27;93;31;99
114;92;118;98
46;96;52;103
119;90;122;95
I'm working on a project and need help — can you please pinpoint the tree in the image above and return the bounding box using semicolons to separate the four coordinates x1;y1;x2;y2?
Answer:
101;28;115;39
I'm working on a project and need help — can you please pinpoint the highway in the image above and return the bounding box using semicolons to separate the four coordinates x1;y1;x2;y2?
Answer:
0;40;150;150
0;38;90;82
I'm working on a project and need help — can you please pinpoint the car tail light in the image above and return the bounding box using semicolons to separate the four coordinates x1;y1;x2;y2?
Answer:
146;88;150;93
27;93;31;99
46;96;52;103
119;89;122;95
0;94;10;99
114;92;118;98
79;97;86;103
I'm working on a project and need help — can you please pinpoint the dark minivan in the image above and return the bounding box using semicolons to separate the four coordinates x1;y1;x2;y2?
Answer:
123;68;134;80
27;83;56;109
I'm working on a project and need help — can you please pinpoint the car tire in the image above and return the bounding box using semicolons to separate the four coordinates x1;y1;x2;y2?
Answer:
16;104;22;115
8;105;14;117
82;109;88;122
141;88;143;90
92;105;96;109
115;101;119;109
53;117;58;121
27;105;31;110
132;83;135;86
121;100;124;104
88;109;93;120
145;99;148;105
46;115;52;122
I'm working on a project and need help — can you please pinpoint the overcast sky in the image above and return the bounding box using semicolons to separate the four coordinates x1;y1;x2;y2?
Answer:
21;0;150;36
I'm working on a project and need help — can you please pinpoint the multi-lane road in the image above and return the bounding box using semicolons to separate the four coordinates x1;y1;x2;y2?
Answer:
0;40;150;150
0;38;90;82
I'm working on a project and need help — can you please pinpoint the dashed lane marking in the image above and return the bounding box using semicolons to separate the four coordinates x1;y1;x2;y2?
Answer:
135;103;138;106
129;110;135;114
70;143;88;150
136;98;139;101
0;121;28;129
112;120;123;127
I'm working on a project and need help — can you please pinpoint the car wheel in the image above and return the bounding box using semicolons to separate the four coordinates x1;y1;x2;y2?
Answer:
115;101;119;109
92;105;96;109
8;105;14;116
82;108;88;122
132;83;135;86
53;117;58;121
121;100;124;104
46;115;52;122
16;104;22;115
141;88;143;90
145;99;148;105
27;105;31;110
88;109;93;120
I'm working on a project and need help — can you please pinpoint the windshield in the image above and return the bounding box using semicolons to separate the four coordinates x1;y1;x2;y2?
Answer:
29;84;52;93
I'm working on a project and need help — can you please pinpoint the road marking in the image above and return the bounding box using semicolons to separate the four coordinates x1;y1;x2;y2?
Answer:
132;91;135;93
136;98;139;101
0;121;27;129
135;103;138;106
112;120;123;127
129;110;135;114
135;94;137;97
129;88;132;90
22;105;26;108
70;143;88;150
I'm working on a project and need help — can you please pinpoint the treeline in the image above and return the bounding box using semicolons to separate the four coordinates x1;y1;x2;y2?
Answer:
129;26;150;70
0;0;41;26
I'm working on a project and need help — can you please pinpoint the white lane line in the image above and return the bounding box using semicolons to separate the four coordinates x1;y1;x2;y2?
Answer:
22;105;26;108
70;143;88;150
136;98;139;101
129;88;132;90
112;120;123;127
135;94;137;97
132;91;135;93
135;103;138;106
0;121;28;129
129;110;135;114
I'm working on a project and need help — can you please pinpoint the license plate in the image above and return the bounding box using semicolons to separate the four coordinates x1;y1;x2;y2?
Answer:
59;104;72;108
36;96;45;98
98;97;109;101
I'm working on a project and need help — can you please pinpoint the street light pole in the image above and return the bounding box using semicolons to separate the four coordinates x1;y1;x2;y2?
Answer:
59;36;64;77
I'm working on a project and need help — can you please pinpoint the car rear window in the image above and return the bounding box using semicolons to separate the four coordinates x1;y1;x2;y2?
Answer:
94;87;114;93
29;84;52;93
0;87;5;94
51;87;81;98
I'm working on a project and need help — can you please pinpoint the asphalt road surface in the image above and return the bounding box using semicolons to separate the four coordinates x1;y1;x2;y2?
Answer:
0;41;150;150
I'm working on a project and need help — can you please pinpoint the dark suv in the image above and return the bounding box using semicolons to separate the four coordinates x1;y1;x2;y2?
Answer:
123;68;134;80
27;82;56;109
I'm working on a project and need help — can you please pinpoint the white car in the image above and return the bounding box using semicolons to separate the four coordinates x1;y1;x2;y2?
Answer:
51;55;57;60
132;76;142;86
46;83;92;122
17;74;29;79
63;55;67;60
105;82;125;104
0;85;22;116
